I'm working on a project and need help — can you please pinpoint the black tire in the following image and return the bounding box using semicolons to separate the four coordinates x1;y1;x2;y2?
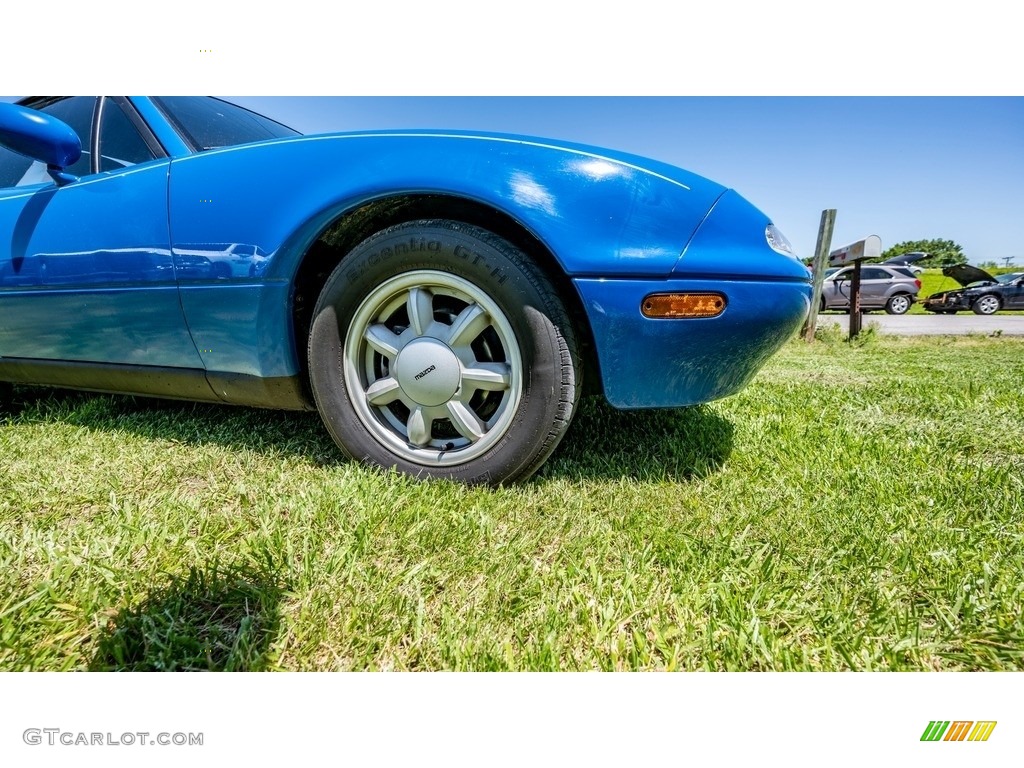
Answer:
0;382;11;412
885;293;912;315
972;295;1001;315
307;220;581;486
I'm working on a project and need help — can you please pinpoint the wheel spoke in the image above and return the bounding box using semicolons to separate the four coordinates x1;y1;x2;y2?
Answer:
446;400;486;442
364;324;401;358
446;303;489;347
407;287;434;336
461;362;511;391
406;406;432;447
366;376;402;405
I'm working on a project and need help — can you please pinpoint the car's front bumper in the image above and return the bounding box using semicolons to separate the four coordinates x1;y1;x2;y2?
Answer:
923;293;969;312
574;276;811;408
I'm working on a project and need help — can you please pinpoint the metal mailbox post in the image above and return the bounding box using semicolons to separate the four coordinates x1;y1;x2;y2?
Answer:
829;235;882;339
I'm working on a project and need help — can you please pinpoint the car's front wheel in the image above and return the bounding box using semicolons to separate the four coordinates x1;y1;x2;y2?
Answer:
307;220;581;485
885;294;912;315
972;295;1000;315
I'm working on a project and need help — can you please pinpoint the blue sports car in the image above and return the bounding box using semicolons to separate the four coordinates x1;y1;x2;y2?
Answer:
0;97;811;484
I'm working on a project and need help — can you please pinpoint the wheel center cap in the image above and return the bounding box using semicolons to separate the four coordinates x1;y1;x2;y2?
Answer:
394;338;461;407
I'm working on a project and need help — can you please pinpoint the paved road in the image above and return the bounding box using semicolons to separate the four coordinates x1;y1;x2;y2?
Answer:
815;313;1024;336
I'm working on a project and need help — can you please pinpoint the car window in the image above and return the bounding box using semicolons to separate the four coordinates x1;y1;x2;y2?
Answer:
830;269;851;280
99;99;156;172
860;268;890;280
0;145;35;188
0;97;95;188
152;97;299;151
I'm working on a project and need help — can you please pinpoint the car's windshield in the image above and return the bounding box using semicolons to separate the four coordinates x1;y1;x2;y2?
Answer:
152;97;299;151
995;273;1022;284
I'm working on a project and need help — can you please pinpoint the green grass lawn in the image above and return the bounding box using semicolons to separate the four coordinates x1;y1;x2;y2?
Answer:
2;333;1022;671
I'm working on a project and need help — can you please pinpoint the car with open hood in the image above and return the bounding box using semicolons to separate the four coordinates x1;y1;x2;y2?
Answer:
0;96;812;484
922;265;1024;315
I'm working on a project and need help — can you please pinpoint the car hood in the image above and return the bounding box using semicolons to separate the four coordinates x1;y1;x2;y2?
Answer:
290;128;727;196
944;264;996;287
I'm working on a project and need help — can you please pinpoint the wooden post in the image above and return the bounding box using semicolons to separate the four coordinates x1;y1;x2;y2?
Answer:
802;209;836;342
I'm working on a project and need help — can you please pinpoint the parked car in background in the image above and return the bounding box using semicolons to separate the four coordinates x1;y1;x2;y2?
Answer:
922;266;1024;315
880;251;928;276
820;264;921;314
0;96;812;485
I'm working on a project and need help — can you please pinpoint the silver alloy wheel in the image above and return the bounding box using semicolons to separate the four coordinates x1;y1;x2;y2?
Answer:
342;270;523;466
888;295;910;314
975;295;1000;314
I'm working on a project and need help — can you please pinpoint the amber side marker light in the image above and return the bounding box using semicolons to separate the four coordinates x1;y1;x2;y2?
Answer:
641;292;727;319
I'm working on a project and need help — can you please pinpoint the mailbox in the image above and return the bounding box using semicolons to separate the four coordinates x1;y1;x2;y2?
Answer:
829;235;881;268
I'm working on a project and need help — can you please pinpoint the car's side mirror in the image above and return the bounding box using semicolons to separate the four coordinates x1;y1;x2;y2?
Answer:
0;102;82;186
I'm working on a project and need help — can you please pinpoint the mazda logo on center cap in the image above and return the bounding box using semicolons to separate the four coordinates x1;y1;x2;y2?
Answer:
414;364;436;381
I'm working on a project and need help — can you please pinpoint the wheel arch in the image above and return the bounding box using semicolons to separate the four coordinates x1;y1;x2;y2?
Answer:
288;193;602;400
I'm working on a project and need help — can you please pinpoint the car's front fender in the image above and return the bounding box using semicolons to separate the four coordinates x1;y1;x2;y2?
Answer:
167;132;727;280
166;133;727;379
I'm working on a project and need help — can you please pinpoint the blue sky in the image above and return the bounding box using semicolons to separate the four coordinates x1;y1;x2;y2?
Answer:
226;97;1024;266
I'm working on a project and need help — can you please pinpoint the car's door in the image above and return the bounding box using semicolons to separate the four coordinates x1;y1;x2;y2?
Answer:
1002;276;1024;309
0;97;204;369
826;268;851;307
858;267;891;307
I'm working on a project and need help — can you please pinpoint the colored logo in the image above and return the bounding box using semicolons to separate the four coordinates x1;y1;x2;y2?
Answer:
921;721;997;742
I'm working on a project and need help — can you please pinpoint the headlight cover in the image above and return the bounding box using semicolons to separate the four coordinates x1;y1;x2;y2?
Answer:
765;224;796;258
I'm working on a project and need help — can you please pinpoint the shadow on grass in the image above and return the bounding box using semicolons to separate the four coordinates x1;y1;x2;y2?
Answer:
7;386;733;484
91;563;285;672
539;397;734;483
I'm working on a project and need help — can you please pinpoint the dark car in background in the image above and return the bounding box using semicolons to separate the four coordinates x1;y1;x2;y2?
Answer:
923;266;1024;315
820;264;921;314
